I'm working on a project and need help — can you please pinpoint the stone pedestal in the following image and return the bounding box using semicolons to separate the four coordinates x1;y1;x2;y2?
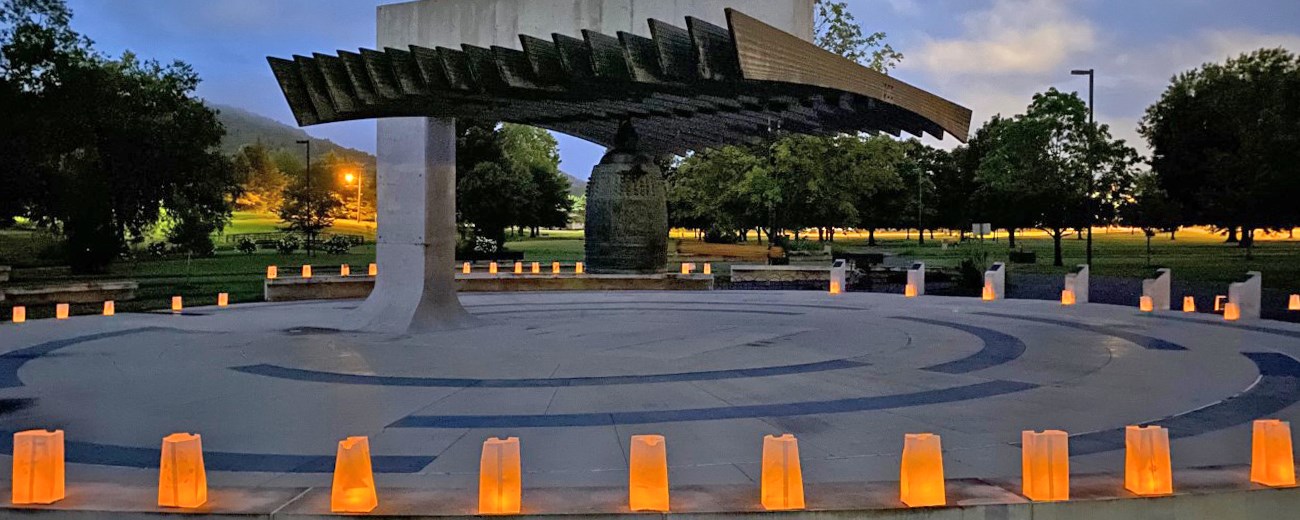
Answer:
584;128;667;274
1142;268;1172;311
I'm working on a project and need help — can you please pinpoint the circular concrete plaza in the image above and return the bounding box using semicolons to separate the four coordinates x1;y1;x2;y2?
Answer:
1;290;1299;491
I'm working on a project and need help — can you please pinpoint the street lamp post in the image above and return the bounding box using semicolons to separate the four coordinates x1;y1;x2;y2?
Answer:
1071;69;1095;267
296;139;312;257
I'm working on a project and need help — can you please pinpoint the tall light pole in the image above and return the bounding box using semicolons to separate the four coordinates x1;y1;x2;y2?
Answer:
296;139;312;257
1071;69;1095;267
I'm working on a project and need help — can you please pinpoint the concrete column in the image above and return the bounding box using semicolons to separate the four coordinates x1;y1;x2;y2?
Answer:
1142;268;1172;311
353;117;473;333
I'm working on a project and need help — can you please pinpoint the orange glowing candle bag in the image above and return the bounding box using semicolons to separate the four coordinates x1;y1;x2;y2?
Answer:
906;283;919;298
331;436;378;513
1061;290;1075;306
12;430;64;505
514;262;523;274
575;262;584;275
1183;296;1196;313
531;262;540;274
628;435;669;512
760;434;804;510
301;265;312;279
1290;295;1300;311
479;437;522;514
171;296;183;313
12;306;25;324
368;263;378;276
551;262;561;274
703;263;712;275
1224;303;1241;321
982;283;995;301
103;301;115;316
1252;419;1296;487
55;304;69;320
217;293;229;307
1125;425;1172;496
829;281;842;295
158;433;207;508
1140;296;1154;312
1022;430;1069;501
490;262;499;275
900;433;945;507
340;264;351;277
463;262;472;274
266;265;278;279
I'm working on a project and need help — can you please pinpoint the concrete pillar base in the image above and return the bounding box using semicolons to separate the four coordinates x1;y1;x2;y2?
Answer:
352;117;475;334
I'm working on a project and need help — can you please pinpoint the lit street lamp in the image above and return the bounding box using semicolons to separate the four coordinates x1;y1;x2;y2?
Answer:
1071;68;1095;267
344;171;361;222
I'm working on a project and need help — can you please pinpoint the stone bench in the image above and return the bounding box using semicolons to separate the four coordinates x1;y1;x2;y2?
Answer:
264;274;714;303
0;281;138;305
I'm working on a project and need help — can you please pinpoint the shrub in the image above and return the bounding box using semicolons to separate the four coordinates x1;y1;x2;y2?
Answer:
146;242;170;258
236;238;257;255
323;235;352;255
275;235;300;255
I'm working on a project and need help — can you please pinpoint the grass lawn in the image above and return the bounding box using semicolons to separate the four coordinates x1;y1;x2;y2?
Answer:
5;214;1300;318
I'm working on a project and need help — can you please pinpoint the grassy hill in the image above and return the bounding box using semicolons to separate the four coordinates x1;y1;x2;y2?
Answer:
213;103;375;168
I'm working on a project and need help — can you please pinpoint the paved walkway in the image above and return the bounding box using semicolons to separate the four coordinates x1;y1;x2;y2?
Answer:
1;291;1298;491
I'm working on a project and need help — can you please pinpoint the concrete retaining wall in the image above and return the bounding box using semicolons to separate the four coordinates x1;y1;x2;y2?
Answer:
1;281;137;305
266;275;714;302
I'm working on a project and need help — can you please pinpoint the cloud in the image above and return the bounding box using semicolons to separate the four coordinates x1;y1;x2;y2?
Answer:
885;0;921;16
909;0;1096;75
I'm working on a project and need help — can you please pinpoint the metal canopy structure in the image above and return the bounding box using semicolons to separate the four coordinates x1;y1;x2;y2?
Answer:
269;9;971;154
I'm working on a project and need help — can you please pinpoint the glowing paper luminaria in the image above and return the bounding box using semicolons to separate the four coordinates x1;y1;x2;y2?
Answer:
575;262;584;275
171;297;183;313
56;303;70;320
158;433;206;508
217;293;229;307
1183;296;1196;313
1214;295;1227;312
1060;289;1076;306
463;262;472;274
1290;295;1300;311
628;435;669;512
552;262;561;274
1251;419;1296;487
479;437;522;515
703;263;712;275
681;263;693;275
982;283;996;301
829;280;842;295
514;262;523;275
1125;425;1172;496
12;306;25;324
302;265;312;279
103;300;115;316
331;436;378;513
760;434;804;511
1140;296;1155;313
900;433;945;507
266;265;278;279
368;263;378;276
490;262;499;275
1022;430;1069;501
531;262;540;274
1224;303;1242;321
340;264;351;277
11;430;65;505
906;283;919;298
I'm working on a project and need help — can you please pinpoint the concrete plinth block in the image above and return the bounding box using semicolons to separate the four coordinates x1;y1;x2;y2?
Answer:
830;260;847;295
1067;264;1090;304
1141;268;1172;311
1229;271;1263;321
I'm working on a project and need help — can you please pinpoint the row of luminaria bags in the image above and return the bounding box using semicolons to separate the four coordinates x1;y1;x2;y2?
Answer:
10;420;1296;512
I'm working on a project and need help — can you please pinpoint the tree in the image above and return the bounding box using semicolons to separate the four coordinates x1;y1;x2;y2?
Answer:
499;124;570;236
277;167;342;254
1119;173;1180;265
815;0;903;72
979;89;1139;266
1;0;237;271
233;143;288;212
846;135;907;246
1141;48;1300;259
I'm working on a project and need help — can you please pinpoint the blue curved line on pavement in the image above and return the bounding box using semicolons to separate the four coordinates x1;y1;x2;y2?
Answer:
1068;352;1300;455
0;328;434;473
231;359;871;388
0;327;174;389
389;380;1039;428
892;317;1028;374
974;312;1188;351
1152;314;1300;339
